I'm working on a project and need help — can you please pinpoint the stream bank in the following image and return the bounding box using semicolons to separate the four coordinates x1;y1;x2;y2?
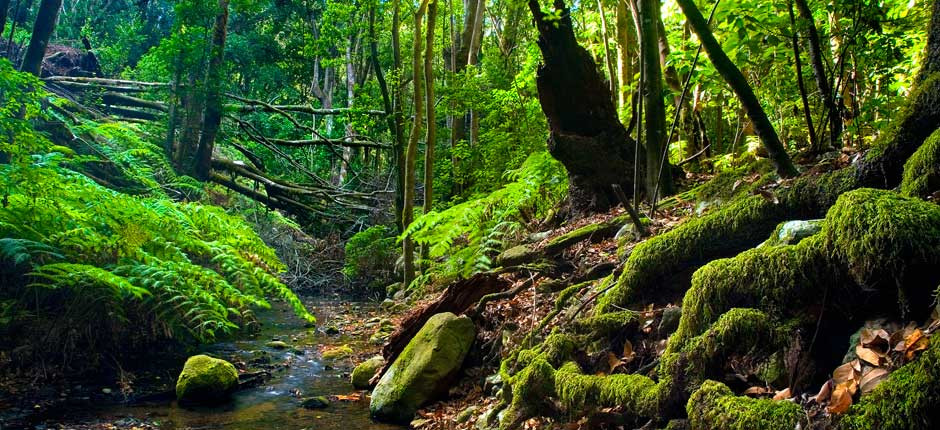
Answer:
0;298;402;430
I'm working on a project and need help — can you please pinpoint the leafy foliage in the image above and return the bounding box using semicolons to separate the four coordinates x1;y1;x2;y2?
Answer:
402;152;566;288
0;64;313;369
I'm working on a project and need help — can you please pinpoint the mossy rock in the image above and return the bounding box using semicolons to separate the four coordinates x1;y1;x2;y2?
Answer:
301;395;330;409
495;244;539;267
322;344;354;361
175;355;239;405
266;340;289;349
370;312;476;424
900;128;940;199
686;380;804;430
351;355;385;389
761;219;823;247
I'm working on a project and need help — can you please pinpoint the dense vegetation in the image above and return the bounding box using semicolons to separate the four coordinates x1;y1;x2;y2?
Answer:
1;0;939;428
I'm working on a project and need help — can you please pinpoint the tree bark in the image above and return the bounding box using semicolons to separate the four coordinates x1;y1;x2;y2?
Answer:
675;0;799;178
370;3;405;232
788;0;818;150
615;0;636;119
392;0;407;232
528;0;644;214
596;0;617;105
922;0;940;82
20;0;63;76
793;0;840;151
421;0;438;271
193;0;229;180
640;0;674;200
403;0;430;290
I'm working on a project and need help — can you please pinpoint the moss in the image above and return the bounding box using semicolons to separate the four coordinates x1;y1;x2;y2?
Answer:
839;338;940;430
900;128;940;198
321;344;354;361
686;380;803;430
350;355;385;389
693;159;775;203
573;310;639;338
554;361;659;418
370;312;476;424
501;358;556;429
544;214;633;254
175;354;239;404
599;166;860;313
825;188;940;289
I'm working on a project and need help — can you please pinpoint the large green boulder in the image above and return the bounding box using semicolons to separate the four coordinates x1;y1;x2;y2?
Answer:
370;312;476;423
351;355;385;389
175;355;239;404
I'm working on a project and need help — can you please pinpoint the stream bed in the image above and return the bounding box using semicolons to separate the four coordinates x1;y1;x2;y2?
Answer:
28;299;402;430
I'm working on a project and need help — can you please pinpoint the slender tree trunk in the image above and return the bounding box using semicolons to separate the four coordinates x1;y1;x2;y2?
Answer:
338;32;360;185
640;0;674;200
793;0;839;151
466;0;484;150
403;0;430;289
421;0;438;271
20;0;62;76
676;0;798;178
392;0;407;232
788;0;818;150
194;0;230;181
164;48;184;158
370;4;405;232
596;0;617;106
616;0;636;119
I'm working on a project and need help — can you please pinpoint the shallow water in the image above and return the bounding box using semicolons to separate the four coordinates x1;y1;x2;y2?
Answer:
54;300;402;430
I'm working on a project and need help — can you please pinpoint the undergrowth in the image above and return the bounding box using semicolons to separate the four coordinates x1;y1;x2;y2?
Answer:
401;151;566;289
0;60;313;370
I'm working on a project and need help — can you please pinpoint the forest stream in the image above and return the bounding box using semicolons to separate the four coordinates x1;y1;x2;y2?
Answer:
9;300;402;430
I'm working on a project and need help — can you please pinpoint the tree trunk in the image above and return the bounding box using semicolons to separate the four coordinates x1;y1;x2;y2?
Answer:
793;0;840;151
788;0;818;151
616;0;636;119
20;0;62;76
392;0;407;232
640;0;674;201
370;4;405;232
338;31;360;185
922;0;940;82
421;0;438;270
403;0;430;290
528;0;644;214
675;0;798;178
596;0;617;106
194;0;230;181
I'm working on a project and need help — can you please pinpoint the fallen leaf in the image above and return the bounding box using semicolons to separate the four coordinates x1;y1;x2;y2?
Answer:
812;379;833;404
856;345;881;366
905;335;929;361
335;393;362;402
772;387;792;401
859;368;890;394
607;352;622;372
827;384;854;414
743;386;773;397
832;360;859;384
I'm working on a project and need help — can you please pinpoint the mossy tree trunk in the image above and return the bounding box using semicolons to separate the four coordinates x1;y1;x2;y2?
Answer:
675;0;799;179
194;0;230;181
421;0;438;270
402;0;430;289
640;0;675;201
528;0;644;214
19;0;63;76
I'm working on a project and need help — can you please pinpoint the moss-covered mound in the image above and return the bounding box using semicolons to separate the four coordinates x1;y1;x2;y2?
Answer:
370;312;476;424
175;354;239;404
686;380;804;430
900;128;940;198
351;355;385;389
